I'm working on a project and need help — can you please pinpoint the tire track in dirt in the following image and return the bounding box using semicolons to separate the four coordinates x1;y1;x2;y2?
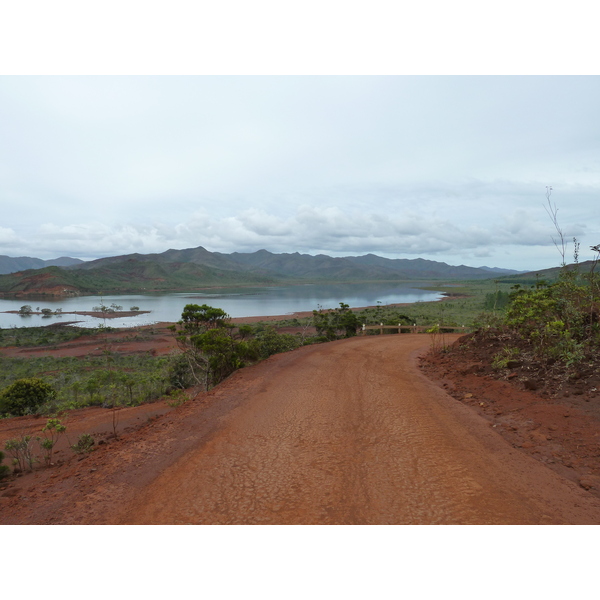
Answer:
112;335;600;525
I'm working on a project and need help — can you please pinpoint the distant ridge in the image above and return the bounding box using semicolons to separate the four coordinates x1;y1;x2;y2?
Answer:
0;255;83;275
0;246;524;297
478;265;528;275
494;260;599;283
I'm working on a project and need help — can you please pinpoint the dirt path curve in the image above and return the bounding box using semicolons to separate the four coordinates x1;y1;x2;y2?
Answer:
109;335;600;525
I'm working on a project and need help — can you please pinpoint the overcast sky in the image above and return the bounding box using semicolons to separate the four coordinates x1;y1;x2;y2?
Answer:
1;75;598;271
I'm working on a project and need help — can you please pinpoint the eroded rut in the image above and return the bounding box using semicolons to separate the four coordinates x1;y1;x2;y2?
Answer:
3;335;600;524
111;335;600;525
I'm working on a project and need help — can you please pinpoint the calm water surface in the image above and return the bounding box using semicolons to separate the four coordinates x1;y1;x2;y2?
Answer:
0;283;443;329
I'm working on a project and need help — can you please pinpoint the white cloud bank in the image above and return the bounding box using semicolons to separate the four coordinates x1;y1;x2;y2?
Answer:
1;76;599;271
7;191;593;272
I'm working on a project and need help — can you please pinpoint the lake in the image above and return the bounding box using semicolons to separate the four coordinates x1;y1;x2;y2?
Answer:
0;282;443;329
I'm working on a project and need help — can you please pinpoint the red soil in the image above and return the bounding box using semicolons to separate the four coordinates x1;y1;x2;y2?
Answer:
420;333;600;498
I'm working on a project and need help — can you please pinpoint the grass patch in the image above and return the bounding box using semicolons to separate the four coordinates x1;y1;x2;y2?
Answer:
0;324;103;348
336;280;514;330
0;353;174;416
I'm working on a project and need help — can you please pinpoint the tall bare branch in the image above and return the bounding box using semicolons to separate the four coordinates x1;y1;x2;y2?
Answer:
543;185;567;267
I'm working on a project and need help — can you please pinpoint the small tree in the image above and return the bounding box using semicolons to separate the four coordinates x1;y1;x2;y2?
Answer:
38;418;66;466
426;324;446;353
192;328;249;388
4;436;36;472
0;378;56;416
172;304;252;390
18;305;33;316
180;304;230;333
312;303;359;340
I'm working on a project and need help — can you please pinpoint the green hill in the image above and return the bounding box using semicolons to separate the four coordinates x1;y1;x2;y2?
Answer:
0;262;276;296
0;246;523;297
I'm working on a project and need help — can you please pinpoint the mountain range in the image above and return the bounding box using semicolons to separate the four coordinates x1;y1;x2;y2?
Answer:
0;247;524;297
0;255;83;275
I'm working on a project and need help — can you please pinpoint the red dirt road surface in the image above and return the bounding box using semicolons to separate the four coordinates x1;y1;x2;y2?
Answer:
3;334;600;524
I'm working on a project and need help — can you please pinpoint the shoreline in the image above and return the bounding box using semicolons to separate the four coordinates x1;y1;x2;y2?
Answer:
3;310;151;318
1;293;462;330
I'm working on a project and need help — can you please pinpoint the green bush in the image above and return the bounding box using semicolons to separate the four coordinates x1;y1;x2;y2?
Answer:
491;347;520;370
191;328;250;388
71;433;95;454
312;303;359;340
251;326;301;359
167;354;197;389
0;450;10;480
483;290;511;311
0;378;56;416
505;268;600;364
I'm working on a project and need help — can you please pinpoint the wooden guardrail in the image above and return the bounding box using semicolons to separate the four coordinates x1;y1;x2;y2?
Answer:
359;324;468;335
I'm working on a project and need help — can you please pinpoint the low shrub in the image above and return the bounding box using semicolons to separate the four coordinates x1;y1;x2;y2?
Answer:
165;388;190;408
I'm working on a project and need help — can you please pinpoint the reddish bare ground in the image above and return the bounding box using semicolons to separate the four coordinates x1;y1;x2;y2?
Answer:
420;332;600;500
2;329;600;524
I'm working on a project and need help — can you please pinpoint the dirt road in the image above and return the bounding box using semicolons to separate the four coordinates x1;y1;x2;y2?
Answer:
114;335;600;524
3;334;600;524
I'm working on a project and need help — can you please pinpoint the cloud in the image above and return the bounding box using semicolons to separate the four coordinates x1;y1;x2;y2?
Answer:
1;77;599;271
7;197;587;269
31;223;171;259
0;227;20;250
